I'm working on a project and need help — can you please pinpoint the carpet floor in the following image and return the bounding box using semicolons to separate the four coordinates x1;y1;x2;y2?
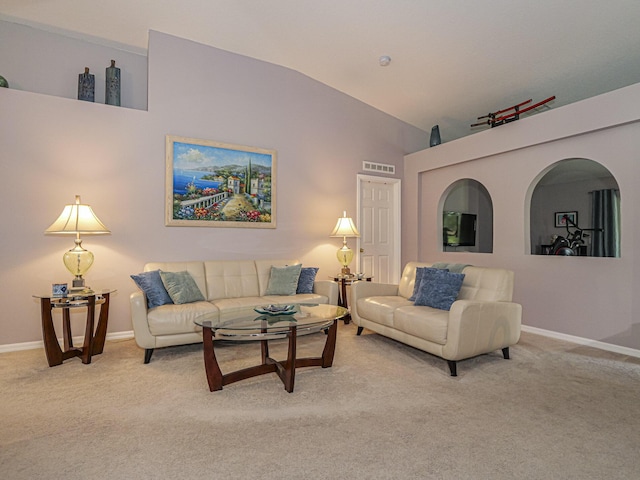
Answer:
1;323;639;479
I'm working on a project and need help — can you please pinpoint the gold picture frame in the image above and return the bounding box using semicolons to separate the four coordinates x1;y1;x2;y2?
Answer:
165;135;276;228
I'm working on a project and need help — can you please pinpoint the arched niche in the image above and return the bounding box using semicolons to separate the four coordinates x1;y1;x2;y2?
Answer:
441;179;493;253
529;158;620;257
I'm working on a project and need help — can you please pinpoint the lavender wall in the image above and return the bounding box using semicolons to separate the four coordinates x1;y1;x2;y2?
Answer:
0;28;427;347
404;84;640;352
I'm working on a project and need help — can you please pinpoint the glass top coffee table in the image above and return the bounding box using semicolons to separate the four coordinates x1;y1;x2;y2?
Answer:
194;304;348;393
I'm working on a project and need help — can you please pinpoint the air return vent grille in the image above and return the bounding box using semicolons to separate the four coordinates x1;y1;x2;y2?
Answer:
362;161;395;174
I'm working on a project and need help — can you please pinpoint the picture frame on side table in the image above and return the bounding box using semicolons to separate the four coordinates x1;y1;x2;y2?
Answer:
165;135;276;228
554;211;577;228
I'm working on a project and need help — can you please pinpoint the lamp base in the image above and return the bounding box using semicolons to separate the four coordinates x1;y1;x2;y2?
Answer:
341;266;352;276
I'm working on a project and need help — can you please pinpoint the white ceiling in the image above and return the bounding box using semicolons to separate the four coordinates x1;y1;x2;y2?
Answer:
3;0;640;142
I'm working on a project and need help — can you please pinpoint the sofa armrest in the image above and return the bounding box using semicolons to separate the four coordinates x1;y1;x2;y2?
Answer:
313;280;339;305
442;300;522;361
129;291;156;349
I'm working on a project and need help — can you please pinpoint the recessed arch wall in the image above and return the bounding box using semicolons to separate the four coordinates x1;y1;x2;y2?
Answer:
440;178;493;253
528;158;620;256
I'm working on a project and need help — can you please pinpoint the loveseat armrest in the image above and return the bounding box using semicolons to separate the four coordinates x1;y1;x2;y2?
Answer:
442;300;522;362
350;281;401;325
313;280;339;305
351;281;400;301
130;291;156;349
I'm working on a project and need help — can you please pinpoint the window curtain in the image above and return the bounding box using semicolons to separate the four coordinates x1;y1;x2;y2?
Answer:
590;189;620;257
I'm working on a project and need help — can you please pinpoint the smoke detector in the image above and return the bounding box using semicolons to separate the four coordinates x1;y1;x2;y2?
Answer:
379;56;391;67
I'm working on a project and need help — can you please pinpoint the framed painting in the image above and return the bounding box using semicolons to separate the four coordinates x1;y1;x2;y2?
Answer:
554;211;577;228
165;135;276;228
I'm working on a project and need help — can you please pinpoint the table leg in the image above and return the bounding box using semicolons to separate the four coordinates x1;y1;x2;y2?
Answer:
321;320;338;367
92;293;110;355
80;295;96;364
284;325;297;392
40;298;64;367
341;279;351;324
202;326;223;391
62;308;73;351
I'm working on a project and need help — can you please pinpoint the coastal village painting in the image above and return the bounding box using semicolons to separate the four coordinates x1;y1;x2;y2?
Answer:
165;135;276;228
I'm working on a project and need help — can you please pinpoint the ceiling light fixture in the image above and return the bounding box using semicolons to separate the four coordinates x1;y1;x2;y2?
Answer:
379;56;391;67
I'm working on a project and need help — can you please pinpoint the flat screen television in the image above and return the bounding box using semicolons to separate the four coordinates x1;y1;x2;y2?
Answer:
443;212;477;247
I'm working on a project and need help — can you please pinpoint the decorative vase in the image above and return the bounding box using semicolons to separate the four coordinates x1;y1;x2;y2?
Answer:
0;75;8;88
105;59;121;106
430;125;441;147
77;67;95;102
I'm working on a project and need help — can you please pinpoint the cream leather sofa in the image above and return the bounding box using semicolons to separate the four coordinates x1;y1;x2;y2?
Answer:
130;259;338;363
350;262;522;376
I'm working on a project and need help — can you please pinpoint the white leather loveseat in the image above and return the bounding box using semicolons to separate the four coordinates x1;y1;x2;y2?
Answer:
350;262;522;376
130;259;338;363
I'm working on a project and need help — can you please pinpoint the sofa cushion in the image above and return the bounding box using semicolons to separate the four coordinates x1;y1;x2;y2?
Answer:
130;270;173;309
160;271;206;305
414;268;464;311
357;296;414;328
296;267;319;294
265;264;302;295
393;306;450;345
147;301;218;336
204;260;260;300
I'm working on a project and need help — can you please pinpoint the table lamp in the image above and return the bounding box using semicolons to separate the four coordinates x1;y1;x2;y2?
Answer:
330;211;360;275
45;195;110;289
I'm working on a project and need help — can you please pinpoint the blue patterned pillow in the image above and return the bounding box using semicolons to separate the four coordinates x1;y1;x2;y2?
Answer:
130;270;173;309
408;267;445;301
296;267;319;294
159;270;205;305
413;268;465;310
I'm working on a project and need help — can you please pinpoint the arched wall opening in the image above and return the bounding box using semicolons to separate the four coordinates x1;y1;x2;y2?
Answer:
440;178;493;253
529;158;620;257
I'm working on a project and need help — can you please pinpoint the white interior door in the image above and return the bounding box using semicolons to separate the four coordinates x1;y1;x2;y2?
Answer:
357;175;401;283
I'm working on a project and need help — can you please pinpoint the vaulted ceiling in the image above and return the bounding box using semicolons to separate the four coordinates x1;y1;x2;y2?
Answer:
2;0;640;142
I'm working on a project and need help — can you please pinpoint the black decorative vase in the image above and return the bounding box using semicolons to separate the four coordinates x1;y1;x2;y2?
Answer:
430;125;441;147
78;67;95;102
105;60;121;106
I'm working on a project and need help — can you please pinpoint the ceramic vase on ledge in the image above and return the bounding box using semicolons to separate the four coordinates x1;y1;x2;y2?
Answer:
105;59;121;106
0;75;8;88
77;67;95;102
430;125;441;147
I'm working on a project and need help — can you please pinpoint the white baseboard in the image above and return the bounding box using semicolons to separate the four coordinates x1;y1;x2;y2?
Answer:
521;325;640;358
0;331;135;354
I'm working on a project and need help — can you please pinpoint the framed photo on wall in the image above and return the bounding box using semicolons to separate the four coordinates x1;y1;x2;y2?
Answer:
165;135;276;228
554;211;577;228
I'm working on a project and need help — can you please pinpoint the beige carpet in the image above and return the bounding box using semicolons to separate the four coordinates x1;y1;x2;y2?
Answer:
1;323;639;479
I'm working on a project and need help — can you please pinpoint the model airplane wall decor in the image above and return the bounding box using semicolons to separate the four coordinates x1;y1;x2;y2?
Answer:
471;95;556;128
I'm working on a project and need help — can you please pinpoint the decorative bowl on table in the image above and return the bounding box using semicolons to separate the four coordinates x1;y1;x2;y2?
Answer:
254;304;297;315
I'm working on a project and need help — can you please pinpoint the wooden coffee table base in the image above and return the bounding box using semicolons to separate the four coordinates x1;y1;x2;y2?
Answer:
201;319;338;393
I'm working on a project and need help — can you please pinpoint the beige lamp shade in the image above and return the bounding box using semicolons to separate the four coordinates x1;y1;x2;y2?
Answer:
330;211;360;275
45;195;110;288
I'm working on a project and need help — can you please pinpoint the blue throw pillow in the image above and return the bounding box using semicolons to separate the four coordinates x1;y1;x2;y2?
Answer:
130;270;173;309
159;270;206;305
413;268;465;311
408;267;445;301
296;267;319;294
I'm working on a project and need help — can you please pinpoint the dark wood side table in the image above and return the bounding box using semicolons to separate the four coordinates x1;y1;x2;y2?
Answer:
331;275;373;324
33;290;114;367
